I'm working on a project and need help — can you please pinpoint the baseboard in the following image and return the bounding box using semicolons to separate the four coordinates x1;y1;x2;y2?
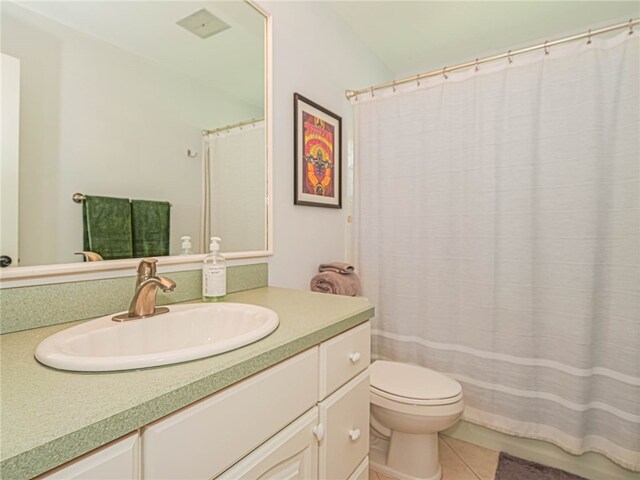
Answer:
443;421;638;480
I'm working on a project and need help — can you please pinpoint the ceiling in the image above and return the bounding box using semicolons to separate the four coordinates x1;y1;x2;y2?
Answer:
331;1;640;82
10;1;265;110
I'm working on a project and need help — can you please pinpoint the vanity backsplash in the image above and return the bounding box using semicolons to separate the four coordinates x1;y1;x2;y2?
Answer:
0;263;268;334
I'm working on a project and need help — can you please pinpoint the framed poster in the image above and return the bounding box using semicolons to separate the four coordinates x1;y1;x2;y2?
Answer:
294;93;342;208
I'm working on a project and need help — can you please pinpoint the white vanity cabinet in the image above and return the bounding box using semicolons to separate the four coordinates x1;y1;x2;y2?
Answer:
214;322;371;480
36;433;139;480
145;321;371;479
142;348;319;480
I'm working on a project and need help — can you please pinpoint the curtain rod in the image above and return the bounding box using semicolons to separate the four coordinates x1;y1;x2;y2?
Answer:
202;117;264;136
345;18;638;100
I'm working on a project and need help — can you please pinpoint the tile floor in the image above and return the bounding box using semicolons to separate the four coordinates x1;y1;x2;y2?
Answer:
369;435;500;480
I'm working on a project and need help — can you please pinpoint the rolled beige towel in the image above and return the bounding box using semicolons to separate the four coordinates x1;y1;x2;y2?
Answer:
310;271;360;296
319;262;355;274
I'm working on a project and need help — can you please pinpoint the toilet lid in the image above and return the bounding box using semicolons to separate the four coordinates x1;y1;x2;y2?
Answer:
370;361;462;403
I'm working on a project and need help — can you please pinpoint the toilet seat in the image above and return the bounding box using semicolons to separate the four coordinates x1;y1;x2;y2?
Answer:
370;361;463;406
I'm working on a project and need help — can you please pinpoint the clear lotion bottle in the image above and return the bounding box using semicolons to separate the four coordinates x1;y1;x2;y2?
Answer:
202;237;226;302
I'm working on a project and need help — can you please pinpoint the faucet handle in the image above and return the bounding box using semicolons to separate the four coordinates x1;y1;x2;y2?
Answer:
136;258;158;284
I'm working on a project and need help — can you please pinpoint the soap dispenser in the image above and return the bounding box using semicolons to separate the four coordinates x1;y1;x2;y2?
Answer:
180;236;193;255
202;236;226;302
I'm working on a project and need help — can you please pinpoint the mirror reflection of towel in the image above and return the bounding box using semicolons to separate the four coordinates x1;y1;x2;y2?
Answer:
131;200;171;258
82;195;133;260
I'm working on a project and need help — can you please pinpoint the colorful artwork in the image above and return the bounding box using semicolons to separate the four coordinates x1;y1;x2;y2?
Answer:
302;111;335;198
294;94;342;208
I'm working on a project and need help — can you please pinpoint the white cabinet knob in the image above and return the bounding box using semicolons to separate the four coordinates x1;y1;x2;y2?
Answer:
348;429;361;441
348;352;361;363
313;424;325;442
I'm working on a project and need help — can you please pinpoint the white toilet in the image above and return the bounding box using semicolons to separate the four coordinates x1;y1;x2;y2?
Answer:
369;361;464;480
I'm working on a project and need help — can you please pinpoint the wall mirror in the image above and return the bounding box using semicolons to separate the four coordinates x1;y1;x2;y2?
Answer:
0;0;271;279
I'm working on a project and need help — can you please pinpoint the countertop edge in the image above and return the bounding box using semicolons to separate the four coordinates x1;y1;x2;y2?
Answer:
1;306;374;479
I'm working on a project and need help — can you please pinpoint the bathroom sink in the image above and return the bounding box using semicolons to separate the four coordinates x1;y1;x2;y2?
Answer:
35;303;279;372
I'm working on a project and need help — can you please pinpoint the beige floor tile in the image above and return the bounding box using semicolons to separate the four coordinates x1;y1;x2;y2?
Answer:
439;438;479;479
442;436;499;480
441;462;481;480
438;438;461;466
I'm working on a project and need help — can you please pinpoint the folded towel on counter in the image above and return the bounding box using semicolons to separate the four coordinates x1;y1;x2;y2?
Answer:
131;199;171;258
319;262;355;274
82;195;133;260
311;271;361;296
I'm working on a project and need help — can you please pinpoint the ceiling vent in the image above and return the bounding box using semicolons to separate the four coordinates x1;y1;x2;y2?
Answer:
177;9;229;39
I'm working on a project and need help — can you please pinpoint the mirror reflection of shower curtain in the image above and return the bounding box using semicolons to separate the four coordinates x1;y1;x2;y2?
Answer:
200;137;211;251
206;122;266;253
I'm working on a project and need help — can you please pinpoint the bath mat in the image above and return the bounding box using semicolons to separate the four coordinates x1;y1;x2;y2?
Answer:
495;452;587;480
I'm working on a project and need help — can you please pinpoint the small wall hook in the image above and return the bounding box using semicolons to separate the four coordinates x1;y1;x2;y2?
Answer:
187;149;198;158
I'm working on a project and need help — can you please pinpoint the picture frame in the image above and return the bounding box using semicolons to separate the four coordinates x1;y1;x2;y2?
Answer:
294;93;342;208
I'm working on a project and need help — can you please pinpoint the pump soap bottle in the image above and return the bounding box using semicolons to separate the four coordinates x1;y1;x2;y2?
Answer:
202;236;226;302
180;236;193;255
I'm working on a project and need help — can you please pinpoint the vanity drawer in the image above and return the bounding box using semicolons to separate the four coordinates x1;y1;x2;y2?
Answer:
319;370;370;480
142;348;319;480
319;322;370;399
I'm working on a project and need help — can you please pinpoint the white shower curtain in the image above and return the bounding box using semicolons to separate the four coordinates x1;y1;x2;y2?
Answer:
355;32;639;470
207;122;266;253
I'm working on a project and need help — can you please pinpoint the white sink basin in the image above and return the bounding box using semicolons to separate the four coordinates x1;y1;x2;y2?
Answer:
35;303;279;372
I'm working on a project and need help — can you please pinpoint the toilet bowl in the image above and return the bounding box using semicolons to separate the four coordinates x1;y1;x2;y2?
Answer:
369;361;464;480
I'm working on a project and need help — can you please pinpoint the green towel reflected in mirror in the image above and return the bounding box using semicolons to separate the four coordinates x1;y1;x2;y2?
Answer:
82;195;170;260
83;196;133;260
131;200;171;258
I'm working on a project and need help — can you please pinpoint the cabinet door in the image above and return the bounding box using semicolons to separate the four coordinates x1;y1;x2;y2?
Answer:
217;408;318;480
37;433;139;480
319;370;370;480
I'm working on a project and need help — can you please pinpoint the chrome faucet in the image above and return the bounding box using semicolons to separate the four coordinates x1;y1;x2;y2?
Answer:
113;258;176;322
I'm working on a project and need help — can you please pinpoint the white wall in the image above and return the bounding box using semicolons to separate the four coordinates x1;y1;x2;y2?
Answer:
258;1;392;290
1;3;261;266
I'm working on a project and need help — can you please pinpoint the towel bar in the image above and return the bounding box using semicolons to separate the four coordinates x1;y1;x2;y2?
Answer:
72;193;172;207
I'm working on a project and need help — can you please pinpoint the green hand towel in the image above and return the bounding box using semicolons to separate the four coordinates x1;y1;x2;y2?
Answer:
131;200;171;258
82;195;133;260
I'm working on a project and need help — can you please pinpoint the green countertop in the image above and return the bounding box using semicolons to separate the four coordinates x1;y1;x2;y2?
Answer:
0;287;374;479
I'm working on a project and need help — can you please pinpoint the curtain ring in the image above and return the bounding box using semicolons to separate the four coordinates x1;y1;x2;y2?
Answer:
354;92;358;102
416;74;421;87
370;86;375;98
630;19;635;36
508;50;513;64
442;67;448;79
544;41;549;55
587;29;592;45
475;58;479;72
392;80;397;93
